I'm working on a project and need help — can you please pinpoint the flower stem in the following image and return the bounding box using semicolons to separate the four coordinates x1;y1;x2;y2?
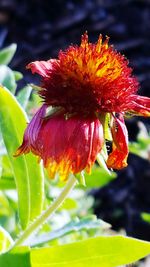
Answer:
13;175;77;247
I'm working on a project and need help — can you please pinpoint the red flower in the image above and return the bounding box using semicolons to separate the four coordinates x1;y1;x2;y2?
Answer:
16;105;103;180
16;33;150;178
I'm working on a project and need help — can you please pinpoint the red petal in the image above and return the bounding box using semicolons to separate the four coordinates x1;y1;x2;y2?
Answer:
16;108;103;180
26;59;58;77
107;114;129;170
38;113;103;179
128;95;150;116
15;104;47;156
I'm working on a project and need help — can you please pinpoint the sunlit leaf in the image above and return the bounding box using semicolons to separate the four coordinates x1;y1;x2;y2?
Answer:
30;236;150;267
0;192;10;216
83;167;116;189
0;178;16;190
0;86;44;228
0;226;14;253
0;247;31;267
59;198;78;210
1;155;13;177
0;44;17;65
1;236;150;267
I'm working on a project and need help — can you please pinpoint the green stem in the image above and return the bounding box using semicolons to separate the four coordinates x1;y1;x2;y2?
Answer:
13;175;77;247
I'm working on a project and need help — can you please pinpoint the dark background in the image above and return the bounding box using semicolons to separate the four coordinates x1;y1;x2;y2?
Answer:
0;0;150;240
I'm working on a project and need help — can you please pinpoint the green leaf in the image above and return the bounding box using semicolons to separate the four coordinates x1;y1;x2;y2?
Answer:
0;86;44;228
1;236;150;266
59;198;78;210
97;153;111;175
0;44;17;65
17;85;32;109
0;192;10;216
31;236;150;267
83;167;116;189
0;66;16;94
129;122;150;160
13;71;23;81
1;155;13;177
0;226;14;253
0;247;31;267
141;212;150;224
24;153;44;221
31;215;110;247
0;178;16;190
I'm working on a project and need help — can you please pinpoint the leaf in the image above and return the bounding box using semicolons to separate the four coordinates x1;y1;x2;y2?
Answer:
97;153;111;175
31;236;150;267
17;85;32;109
31;215;110;247
0;44;17;65
0;192;10;216
0;178;16;190
59;198;78;210
1;236;150;266
0;65;17;94
129;122;150;160
0;226;14;253
0;133;7;156
13;71;23;81
83;167;116;189
24;153;44;221
0;247;31;267
1;155;13;177
0;86;44;229
141;212;150;224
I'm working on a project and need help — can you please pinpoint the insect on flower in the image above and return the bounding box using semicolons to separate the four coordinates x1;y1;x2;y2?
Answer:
15;33;150;181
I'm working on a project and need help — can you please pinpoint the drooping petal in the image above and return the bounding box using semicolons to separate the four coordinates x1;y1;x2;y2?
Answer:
16;108;104;180
15;104;47;156
128;95;150;116
107;114;128;170
38;113;104;180
27;59;58;77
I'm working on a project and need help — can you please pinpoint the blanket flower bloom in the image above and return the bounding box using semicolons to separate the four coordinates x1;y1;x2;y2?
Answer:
16;33;150;180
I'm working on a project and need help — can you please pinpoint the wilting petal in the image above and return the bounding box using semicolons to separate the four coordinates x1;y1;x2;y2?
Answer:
16;108;104;181
38;113;104;180
128;95;150;116
27;59;58;77
107;114;128;170
15;104;47;156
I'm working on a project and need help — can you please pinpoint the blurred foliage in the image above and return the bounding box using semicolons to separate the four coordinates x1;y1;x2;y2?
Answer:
129;122;150;161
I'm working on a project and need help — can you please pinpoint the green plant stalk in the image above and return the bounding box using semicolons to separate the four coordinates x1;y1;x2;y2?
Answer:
13;175;77;247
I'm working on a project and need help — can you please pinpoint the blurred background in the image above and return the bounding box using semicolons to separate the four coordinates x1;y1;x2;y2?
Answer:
0;0;150;242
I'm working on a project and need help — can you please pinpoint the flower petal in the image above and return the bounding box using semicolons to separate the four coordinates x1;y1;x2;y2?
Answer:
15;104;47;156
107;114;128;170
38;113;104;180
16;109;104;180
27;59;58;77
128;95;150;116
